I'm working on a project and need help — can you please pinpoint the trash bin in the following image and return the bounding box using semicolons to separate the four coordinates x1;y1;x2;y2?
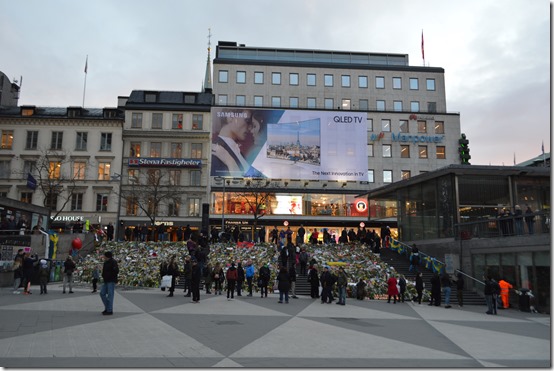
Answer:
518;288;531;312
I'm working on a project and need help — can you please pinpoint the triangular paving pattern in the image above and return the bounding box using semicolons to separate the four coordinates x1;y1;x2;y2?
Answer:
296;299;417;320
410;304;527;322
212;358;244;367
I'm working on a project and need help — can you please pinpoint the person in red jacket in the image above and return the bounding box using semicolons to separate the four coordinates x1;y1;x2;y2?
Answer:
226;262;238;300
387;273;399;304
498;278;513;309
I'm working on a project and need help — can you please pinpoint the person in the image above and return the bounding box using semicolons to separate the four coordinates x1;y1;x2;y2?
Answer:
319;266;334;304
63;255;76;294
429;272;441;306
12;250;24;294
133;225;140;242
525;205;535;234
513;205;524;235
211;109;256;177
414;272;424;304
454;272;464;307
441;273;452;308
298;248;309;275
279;242;290;269
285;226;293;244
183;256;192;297
106;222;114;241
498;278;513;309
311;228;319;244
190;258;201;303
124;226;132;241
100;251;119;315
257;226;266;243
165;255;180;297
277;266;290;303
356;278;366;300
236;262;245;297
409;247;420;273
297;224;305;245
203;262;213;294
398;274;407;303
245;259;255;296
258;263;271;298
140;223;148;242
381;226;391;248
38;259;49;294
336;267;348;305
387;273;399;304
212;262;224;295
308;264;320;299
91;265;100;293
22;252;38;295
484;276;497;315
270;226;278;244
289;264;298;299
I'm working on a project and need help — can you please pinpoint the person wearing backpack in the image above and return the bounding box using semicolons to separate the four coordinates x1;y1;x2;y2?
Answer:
226;262;238;300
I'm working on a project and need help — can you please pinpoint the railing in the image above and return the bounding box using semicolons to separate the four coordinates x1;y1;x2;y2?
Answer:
454;211;550;240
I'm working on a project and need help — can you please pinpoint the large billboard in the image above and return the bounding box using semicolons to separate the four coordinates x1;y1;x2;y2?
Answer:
211;108;368;181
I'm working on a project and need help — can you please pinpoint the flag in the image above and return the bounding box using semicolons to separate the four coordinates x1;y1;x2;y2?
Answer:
84;55;88;74
26;173;37;190
542;141;544;154
513;153;516;166
421;30;425;61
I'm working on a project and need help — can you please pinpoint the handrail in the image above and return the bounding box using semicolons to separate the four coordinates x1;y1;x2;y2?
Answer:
454;269;484;286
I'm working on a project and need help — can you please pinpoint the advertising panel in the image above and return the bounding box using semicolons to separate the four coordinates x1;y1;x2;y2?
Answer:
211;108;368;181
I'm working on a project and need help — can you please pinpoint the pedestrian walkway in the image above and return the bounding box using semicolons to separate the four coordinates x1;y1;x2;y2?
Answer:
0;284;550;368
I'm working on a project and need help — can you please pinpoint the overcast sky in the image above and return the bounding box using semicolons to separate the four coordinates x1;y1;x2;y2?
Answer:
1;0;550;166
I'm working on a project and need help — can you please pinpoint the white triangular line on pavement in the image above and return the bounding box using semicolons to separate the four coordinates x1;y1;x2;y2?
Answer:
229;316;470;359
410;304;529;322
212;358;244;367
295;300;418;320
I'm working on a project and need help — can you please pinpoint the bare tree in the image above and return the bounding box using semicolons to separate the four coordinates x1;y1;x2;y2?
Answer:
232;178;275;241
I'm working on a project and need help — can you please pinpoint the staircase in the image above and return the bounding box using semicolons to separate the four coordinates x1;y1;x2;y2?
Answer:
294;271;312;296
379;247;486;306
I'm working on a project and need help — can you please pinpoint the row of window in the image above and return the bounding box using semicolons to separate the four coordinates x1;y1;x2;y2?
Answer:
367;169;425;184
129;142;203;159
218;70;436;91
0;130;114;152
131;112;204;130
217;95;438;112
125;196;202;217
369;119;444;134
368;144;446;159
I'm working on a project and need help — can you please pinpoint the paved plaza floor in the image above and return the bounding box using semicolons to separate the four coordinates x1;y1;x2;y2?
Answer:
0;284;550;368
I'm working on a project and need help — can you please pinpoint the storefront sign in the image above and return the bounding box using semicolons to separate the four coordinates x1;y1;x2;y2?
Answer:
128;158;202;168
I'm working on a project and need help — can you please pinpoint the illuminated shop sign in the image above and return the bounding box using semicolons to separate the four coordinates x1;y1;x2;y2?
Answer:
391;133;445;144
128;158;202;168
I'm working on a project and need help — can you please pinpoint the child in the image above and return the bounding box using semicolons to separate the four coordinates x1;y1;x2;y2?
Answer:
38;259;49;294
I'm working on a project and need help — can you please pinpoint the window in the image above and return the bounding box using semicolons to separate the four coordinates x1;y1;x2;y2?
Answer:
426;78;436;91
188;198;201;217
381;119;391;132
21;108;34;116
410;78;419;90
271;96;281;107
150;142;162;157
169;170;181;186
436;146;446;159
147;169;160;186
192;114;203;130
359;99;368;110
49;161;61;179
71;193;83;211
128;169;139;184
26;131;38;150
427;102;437;113
98;162;111;180
400;145;410;158
399;120;409;133
289;73;299;85
131;113;142;128
236;71;246;84
75;132;87;151
289;97;299;108
307;73;316;86
126;196;138;216
410;101;420;112
376;76;385;89
145;93;156;103
272;72;281;85
0;160;10;178
367;144;374;157
23;161;34;178
218;70;228;83
236;95;246;106
45;193;57;211
324;74;333;87
418;146;428;159
341;75;351;87
376;100;385;111
51;132;63;150
168;198;180;216
341;99;351;110
324;98;334;110
367;118;373;132
382;144;392;157
191;143;202;159
1;130;13;149
393;101;402;112
254;72;264;84
218;95;228;105
130;142;141;157
171;143;182;158
434;121;444;134
367;170;374;183
418;120;427;133
393;77;402;89
152;113;163;129
358;76;368;88
172;113;183;129
383;170;393;183
73;161;86;180
21;192;32;204
96;194;108;212
254;96;263;107
190;170;201;186
307;98;316;109
401;170;411;180
100;133;112;151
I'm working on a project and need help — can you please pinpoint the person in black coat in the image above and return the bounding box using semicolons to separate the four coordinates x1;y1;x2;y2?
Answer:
415;272;424;304
320;266;334;304
258;263;271;298
277;266;291;303
22;253;38;294
165;255;180;297
429;272;441;306
190;259;202;303
236;262;245;296
183;256;192;297
308;265;320;298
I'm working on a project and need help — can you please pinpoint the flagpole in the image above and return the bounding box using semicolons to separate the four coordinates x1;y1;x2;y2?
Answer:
421;30;425;66
82;55;88;107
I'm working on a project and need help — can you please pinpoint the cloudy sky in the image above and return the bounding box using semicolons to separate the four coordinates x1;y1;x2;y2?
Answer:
1;0;550;166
